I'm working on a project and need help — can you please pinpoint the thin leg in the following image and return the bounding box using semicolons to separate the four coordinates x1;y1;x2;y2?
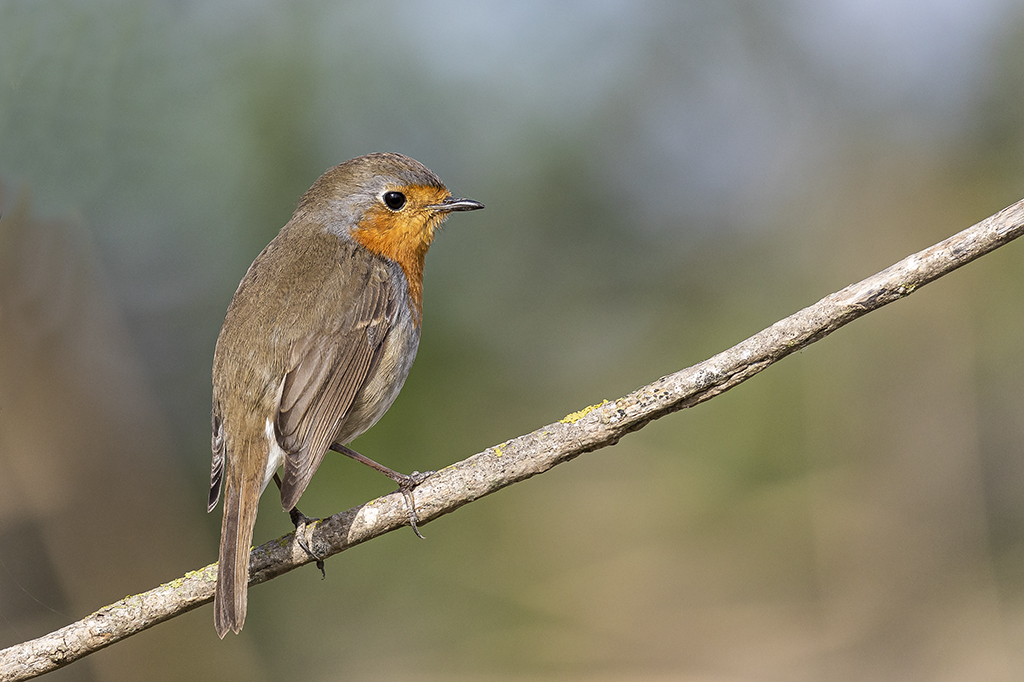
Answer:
273;473;325;578
329;444;432;539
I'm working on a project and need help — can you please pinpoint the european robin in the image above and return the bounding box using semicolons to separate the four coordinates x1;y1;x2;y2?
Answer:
207;152;483;637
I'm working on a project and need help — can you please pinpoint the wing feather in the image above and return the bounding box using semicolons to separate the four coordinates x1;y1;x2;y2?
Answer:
276;255;396;510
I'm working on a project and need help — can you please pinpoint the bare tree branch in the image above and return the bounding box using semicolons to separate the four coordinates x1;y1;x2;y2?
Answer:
3;196;1023;681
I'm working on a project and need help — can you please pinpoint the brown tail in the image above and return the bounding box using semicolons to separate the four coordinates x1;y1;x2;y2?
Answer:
214;467;260;638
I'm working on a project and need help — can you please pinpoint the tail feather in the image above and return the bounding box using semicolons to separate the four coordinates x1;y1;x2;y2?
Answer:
214;468;260;638
209;410;225;512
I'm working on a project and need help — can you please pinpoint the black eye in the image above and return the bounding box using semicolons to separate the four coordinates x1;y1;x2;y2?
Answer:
382;191;406;210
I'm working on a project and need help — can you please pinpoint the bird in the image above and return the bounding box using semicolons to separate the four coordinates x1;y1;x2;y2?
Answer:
207;152;484;637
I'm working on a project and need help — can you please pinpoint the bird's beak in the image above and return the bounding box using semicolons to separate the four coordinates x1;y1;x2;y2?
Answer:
431;196;485;212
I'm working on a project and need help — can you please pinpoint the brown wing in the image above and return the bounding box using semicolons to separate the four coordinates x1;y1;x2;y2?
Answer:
275;255;397;510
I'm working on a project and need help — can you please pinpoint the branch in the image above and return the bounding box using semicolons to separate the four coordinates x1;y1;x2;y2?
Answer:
3;196;1024;681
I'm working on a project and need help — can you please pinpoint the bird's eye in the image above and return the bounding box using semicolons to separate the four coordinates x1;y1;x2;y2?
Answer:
382;191;406;211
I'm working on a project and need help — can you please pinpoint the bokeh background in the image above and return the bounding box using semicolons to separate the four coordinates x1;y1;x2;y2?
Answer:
2;1;1024;680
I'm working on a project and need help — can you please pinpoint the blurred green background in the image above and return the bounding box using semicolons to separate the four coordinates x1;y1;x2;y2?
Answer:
2;1;1024;680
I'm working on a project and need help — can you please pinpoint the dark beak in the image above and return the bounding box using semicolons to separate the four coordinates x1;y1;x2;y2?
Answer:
432;196;485;212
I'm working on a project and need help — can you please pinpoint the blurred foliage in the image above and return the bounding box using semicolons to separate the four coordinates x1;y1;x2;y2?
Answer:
2;1;1024;680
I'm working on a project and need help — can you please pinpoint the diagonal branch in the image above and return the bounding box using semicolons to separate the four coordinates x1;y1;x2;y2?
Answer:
3;196;1024;681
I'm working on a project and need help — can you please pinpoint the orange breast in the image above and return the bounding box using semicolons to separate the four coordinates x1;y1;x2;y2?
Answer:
349;184;452;323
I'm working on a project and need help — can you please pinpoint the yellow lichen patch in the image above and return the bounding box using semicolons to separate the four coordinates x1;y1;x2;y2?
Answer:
560;400;609;424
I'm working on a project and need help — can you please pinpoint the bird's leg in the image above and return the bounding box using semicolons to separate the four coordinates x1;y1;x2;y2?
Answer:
329;444;432;539
273;473;326;578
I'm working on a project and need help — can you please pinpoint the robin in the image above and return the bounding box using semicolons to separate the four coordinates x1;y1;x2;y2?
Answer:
207;152;484;637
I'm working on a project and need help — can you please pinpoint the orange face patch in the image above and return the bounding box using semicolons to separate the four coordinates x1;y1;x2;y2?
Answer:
350;184;453;323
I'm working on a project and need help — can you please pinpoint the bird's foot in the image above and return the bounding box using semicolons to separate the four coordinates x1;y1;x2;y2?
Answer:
393;470;434;539
288;506;326;579
329;443;434;538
